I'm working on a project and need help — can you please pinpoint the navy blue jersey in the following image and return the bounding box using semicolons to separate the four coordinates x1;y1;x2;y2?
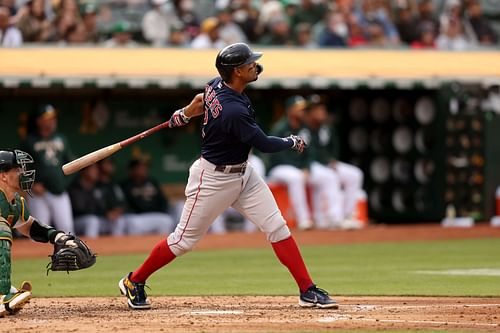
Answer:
201;77;261;165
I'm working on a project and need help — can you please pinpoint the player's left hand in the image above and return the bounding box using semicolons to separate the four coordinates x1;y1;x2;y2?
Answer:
168;108;191;128
48;233;96;272
288;135;307;153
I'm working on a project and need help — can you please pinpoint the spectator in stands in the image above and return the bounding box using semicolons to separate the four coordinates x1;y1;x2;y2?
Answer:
355;0;400;46
173;0;200;41
121;158;175;235
80;3;99;43
347;18;369;47
0;5;22;46
267;95;314;230
465;0;497;45
255;0;284;38
294;22;316;48
141;0;180;47
436;17;471;50
68;165;110;238
21;104;75;234
283;0;300;29
169;22;189;46
216;6;247;45
53;9;79;42
64;21;87;44
318;11;348;47
1;0;18;18
97;158;127;236
410;22;436;49
395;5;419;45
191;16;226;48
16;0;54;42
293;0;327;27
416;0;440;38
103;20;138;47
258;16;292;45
366;19;391;47
302;95;363;229
230;0;260;43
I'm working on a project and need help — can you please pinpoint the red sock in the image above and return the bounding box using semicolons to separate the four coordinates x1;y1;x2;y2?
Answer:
271;236;313;293
130;239;176;283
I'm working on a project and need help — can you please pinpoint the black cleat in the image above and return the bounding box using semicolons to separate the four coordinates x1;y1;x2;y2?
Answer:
118;273;151;310
299;285;339;309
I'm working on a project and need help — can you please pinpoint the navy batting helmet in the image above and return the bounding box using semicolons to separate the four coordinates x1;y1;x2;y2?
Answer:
0;149;36;195
215;43;262;82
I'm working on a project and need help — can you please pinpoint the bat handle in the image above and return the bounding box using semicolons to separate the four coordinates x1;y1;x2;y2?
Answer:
119;121;170;148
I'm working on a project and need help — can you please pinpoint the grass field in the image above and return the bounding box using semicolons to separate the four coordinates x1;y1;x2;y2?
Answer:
12;238;500;297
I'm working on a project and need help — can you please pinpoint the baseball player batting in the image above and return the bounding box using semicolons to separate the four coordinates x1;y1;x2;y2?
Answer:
118;43;337;310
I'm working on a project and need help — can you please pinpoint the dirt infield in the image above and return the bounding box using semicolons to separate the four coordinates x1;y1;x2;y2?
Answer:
8;223;500;332
8;296;500;332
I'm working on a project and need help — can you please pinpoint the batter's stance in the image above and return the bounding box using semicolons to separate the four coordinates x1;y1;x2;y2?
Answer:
119;43;337;310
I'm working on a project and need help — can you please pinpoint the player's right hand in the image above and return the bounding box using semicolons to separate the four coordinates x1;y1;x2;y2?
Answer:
169;108;191;128
288;135;306;153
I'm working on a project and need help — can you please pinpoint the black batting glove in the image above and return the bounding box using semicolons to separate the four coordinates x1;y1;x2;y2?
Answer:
169;108;191;128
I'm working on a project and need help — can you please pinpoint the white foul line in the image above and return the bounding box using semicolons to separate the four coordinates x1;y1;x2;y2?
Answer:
354;304;500;310
319;316;499;327
186;310;244;315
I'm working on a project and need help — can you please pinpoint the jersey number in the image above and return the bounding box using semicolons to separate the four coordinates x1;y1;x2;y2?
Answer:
203;85;222;125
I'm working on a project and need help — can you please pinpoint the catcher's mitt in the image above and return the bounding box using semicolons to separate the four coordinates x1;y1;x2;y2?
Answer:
47;233;96;273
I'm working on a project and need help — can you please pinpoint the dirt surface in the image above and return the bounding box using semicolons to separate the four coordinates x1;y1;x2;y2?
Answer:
8;223;500;332
6;296;500;332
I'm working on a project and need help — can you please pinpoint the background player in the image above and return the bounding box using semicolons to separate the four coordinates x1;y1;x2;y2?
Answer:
0;149;88;316
119;42;337;310
21;105;75;233
303;95;364;229
267;95;314;230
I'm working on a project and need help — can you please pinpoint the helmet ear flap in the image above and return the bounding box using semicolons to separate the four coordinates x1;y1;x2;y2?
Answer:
217;65;233;82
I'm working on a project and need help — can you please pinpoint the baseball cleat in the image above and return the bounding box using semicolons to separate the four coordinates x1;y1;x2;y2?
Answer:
1;289;32;315
299;285;339;309
118;273;151;310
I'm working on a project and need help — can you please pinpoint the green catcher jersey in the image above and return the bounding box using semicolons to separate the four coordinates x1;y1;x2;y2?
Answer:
0;190;31;242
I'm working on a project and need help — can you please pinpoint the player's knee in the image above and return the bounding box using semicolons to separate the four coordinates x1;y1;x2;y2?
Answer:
267;221;291;243
167;232;196;256
167;240;193;256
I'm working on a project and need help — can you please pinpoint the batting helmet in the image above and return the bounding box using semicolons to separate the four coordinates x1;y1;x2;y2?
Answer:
0;149;36;195
215;43;262;82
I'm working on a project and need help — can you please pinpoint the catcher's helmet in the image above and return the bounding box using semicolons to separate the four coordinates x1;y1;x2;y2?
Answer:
216;43;262;82
0;149;36;195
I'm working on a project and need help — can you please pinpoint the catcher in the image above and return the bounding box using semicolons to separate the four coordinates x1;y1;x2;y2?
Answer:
0;149;95;317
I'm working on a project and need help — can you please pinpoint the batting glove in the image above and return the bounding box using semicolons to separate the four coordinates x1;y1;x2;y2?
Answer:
288;135;306;153
169;108;191;128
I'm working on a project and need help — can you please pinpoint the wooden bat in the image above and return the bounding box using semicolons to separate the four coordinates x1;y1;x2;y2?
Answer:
62;120;170;175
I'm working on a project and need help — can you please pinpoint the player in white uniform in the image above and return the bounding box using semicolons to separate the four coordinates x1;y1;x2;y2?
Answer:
118;43;337;310
22;105;75;233
303;95;364;229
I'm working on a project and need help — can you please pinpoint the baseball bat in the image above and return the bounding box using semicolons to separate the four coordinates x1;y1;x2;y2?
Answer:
62;120;170;175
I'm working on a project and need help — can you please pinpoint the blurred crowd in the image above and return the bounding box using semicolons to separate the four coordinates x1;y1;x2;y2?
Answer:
1;0;498;49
